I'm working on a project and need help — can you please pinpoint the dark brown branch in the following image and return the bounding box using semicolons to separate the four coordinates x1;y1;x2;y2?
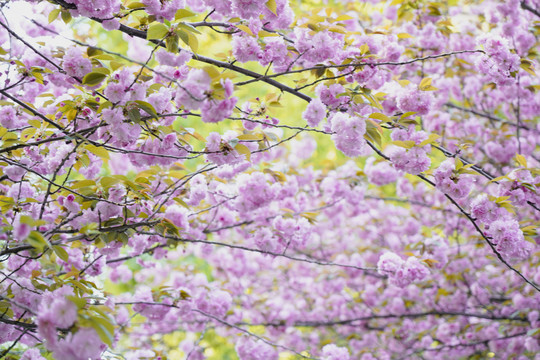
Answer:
49;0;311;102
445;103;532;131
238;310;530;327
521;1;540;17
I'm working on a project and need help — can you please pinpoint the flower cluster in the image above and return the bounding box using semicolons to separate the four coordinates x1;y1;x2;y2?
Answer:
143;0;184;21
487;219;532;260
303;97;327;127
205;131;246;165
364;157;398;185
330;113;367;157
377;252;430;287
62;47;92;79
65;0;120;19
388;126;431;175
321;344;350;360
470;193;533;260
396;85;433;116
475;34;521;86
234;172;277;212
235;336;278;360
201;79;238;123
433;159;475;199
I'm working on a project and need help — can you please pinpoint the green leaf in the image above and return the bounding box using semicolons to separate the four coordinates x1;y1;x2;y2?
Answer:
89;315;115;347
369;112;391;122
397;32;413;39
490;175;509;183
53;245;69;262
365;120;383;147
175;9;196;20
187;32;199;53
87;47;103;57
127;108;141;123
515;154;527;168
266;0;277;15
520;59;536;76
177;29;190;47
400;111;417;118
48;9;61;23
177;22;202;35
166;33;179;53
147;23;169;40
97;100;113;114
27;231;47;252
92;67;111;75
236;24;254;36
176;28;199;52
392;140;416;149
419;77;432;89
173;197;190;209
418;133;440;147
66;295;87;309
61;9;72;24
86;144;110;160
0;300;14;318
71;179;96;189
135;100;158;119
359;44;369;55
234;144;251;162
128;1;146;8
82;72;107;87
100;176;122;189
264;169;286;182
237;134;264;141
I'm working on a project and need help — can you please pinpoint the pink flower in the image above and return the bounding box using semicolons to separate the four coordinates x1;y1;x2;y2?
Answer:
70;0;120;19
378;252;429;287
142;0;184;20
205;132;245;165
52;327;106;360
396;86;433;116
21;348;46;360
49;298;78;328
102;18;120;30
232;34;262;62
0;106;19;128
196;289;232;317
487;219;532;260
377;252;403;274
303;98;326;127
165;204;190;230
235;335;278;360
234;172;276;212
104;83;127;104
62;47;92;79
433;159;474;199
201;79;237;123
330;113;367;157
175;69;210;110
232;0;266;19
321;344;350;360
13;216;31;241
364;157;398;185
59;194;81;213
156;49;192;67
4;165;26;182
388;127;432;175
